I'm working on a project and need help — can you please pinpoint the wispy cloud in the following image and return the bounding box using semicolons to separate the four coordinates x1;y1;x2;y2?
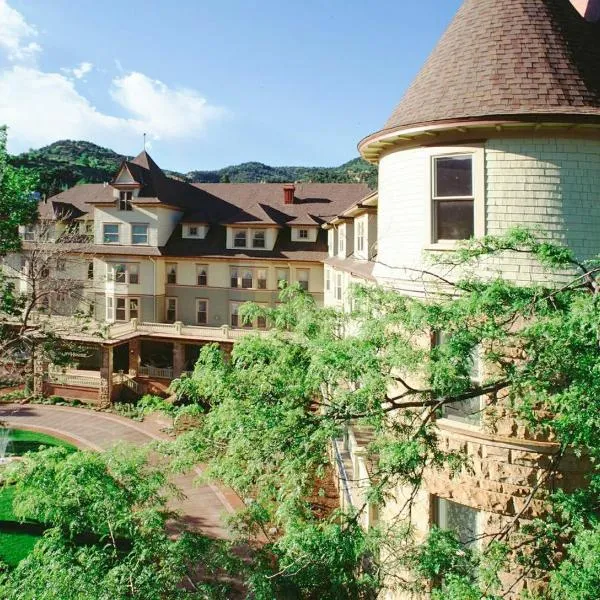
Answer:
61;61;94;80
0;1;228;154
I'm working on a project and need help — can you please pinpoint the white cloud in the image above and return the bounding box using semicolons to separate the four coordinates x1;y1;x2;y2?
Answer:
0;0;41;63
110;72;227;139
61;61;93;80
0;2;227;154
0;67;226;154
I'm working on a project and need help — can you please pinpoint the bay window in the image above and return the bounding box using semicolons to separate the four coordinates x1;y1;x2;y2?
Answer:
257;268;267;289
276;268;289;288
241;269;253;289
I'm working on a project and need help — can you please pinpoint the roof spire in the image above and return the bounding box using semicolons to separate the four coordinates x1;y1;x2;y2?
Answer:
143;132;147;151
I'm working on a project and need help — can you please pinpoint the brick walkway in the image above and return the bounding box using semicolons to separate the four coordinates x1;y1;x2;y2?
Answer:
0;403;240;539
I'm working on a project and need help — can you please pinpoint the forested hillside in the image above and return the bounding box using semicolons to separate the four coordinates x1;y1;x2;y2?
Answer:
9;140;377;197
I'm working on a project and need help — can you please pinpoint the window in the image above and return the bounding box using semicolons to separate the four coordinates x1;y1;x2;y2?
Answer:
434;497;479;548
113;297;139;321
257;314;267;329
189;226;198;236
166;298;177;323
196;299;208;324
166;264;177;285
128;264;139;285
87;262;94;280
356;220;365;253
434;333;482;426
242;269;253;289
103;224;119;244
230;267;240;288
128;298;139;320
106;297;114;321
109;263;139;285
297;269;309;291
298;229;309;240
276;268;289;288
326;268;331;292
335;273;343;301
252;230;266;248
432;155;474;242
115;264;126;283
257;269;267;289
23;225;35;241
119;191;133;211
338;230;345;255
234;230;247;248
196;265;208;286
131;224;148;245
116;298;127;321
230;303;239;328
56;259;66;272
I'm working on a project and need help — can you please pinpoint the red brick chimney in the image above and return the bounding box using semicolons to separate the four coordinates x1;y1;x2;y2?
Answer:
283;184;296;205
571;0;600;21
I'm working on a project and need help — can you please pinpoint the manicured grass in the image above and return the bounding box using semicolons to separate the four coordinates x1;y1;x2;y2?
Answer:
0;429;77;567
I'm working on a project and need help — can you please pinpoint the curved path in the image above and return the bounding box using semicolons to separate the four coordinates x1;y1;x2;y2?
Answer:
0;403;240;539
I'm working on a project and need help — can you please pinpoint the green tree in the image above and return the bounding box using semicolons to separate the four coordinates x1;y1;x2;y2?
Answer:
0;446;233;599
167;230;600;598
0;126;38;255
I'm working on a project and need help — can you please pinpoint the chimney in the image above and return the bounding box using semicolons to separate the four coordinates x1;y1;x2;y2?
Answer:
283;184;296;205
570;0;600;21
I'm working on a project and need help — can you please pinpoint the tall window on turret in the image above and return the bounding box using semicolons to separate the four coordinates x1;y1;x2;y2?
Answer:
432;155;474;242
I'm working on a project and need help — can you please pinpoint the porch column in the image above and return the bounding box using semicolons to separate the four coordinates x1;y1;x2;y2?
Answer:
99;345;113;406
33;356;48;396
128;339;140;377
173;342;185;378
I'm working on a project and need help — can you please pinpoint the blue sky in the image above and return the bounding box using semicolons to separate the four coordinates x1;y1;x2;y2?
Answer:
0;0;462;172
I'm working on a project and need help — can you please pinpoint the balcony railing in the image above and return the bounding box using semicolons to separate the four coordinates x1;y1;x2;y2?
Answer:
139;365;174;379
48;371;101;389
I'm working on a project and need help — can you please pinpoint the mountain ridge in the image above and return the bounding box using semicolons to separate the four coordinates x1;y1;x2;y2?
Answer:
9;140;377;197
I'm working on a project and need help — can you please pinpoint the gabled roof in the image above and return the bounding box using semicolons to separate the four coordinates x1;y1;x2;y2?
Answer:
366;0;600;143
38;184;113;221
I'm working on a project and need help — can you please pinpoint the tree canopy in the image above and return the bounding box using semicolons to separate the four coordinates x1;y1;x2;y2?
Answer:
167;229;600;599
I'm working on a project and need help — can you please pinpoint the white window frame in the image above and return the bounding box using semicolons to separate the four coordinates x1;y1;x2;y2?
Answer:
166;297;177;323
252;230;266;249
103;223;120;244
113;296;140;322
166;263;177;285
257;268;267;289
196;264;208;287
230;301;241;328
233;229;247;248
427;145;485;247
23;225;35;242
131;223;149;245
298;228;309;240
189;226;198;237
276;268;289;288
434;496;481;549
108;263;140;285
106;297;114;321
356;220;365;253
338;230;345;255
196;299;208;325
326;268;331;292
296;269;309;291
118;191;133;211
335;272;343;301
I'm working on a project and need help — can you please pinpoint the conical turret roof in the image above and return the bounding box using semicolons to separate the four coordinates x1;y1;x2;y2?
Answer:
374;0;600;139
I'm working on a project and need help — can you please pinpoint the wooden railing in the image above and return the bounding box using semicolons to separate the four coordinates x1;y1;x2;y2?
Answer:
139;365;174;379
47;371;101;389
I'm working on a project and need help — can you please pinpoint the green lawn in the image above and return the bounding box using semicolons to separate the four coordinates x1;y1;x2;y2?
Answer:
0;429;76;567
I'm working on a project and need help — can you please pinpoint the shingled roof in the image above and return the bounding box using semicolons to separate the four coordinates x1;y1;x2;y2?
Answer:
375;0;600;138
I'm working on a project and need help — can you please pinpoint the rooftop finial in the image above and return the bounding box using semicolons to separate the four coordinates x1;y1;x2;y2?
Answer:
143;132;147;151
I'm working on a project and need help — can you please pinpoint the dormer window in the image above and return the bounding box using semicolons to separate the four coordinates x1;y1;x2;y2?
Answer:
119;191;133;211
356;221;365;253
252;230;266;248
189;226;198;236
234;230;247;248
298;229;308;239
